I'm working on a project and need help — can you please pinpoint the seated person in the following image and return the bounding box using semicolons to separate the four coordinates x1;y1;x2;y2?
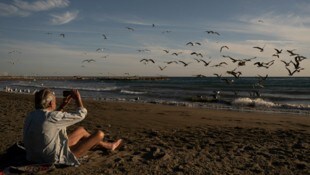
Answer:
23;88;122;166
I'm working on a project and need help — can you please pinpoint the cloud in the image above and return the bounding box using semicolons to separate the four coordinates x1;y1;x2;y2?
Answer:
13;0;69;12
0;0;69;17
50;10;78;25
0;2;29;17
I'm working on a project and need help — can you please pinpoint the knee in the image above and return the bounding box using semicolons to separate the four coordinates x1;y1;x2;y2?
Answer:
76;126;86;132
95;130;105;139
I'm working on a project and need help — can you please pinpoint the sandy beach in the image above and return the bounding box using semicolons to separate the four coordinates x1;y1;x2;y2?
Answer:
0;91;309;174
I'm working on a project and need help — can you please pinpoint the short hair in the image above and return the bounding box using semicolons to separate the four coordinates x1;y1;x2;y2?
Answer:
34;88;54;109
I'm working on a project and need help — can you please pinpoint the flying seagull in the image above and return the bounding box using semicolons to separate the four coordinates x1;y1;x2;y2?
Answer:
140;58;155;64
253;46;265;52
163;50;169;53
82;59;96;63
126;27;134;31
158;66;167;71
274;48;282;54
220;46;229;52
178;61;191;67
205;30;220;35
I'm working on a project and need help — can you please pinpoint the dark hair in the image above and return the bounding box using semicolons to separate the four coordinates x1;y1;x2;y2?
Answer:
35;88;54;109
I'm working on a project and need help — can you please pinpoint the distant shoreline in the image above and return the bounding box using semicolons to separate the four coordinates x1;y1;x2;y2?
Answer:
0;76;309;81
0;76;169;81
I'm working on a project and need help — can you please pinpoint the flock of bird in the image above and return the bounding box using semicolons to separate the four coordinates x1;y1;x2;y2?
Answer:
6;23;308;92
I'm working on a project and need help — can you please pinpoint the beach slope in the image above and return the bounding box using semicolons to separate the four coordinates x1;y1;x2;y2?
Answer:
0;92;309;174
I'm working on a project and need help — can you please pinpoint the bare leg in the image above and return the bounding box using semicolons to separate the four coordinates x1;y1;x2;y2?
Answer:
68;127;123;158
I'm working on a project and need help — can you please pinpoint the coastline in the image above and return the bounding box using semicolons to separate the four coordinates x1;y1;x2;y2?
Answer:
0;92;309;174
0;76;169;81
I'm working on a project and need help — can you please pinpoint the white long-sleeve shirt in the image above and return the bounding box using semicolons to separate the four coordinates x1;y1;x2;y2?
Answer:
23;107;87;166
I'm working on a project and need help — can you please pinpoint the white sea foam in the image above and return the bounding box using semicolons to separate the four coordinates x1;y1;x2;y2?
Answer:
231;98;278;108
120;90;146;95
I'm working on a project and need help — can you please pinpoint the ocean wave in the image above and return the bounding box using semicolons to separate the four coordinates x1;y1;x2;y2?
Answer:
120;90;146;95
231;98;279;108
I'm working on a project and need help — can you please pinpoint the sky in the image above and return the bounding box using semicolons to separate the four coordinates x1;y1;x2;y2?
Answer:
0;0;309;77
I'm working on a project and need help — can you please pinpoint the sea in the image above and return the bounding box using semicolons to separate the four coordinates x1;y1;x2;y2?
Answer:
1;77;310;115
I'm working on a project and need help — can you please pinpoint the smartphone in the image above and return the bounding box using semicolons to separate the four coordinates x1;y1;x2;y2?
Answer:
63;90;71;97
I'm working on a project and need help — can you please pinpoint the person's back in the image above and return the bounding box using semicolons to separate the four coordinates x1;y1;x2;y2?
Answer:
24;109;55;163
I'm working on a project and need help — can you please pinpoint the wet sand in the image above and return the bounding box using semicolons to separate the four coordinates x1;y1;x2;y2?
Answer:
0;92;309;174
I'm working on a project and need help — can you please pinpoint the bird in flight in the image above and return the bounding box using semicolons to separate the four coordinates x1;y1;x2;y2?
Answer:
274;48;282;54
137;49;151;52
126;27;134;31
285;67;304;76
165;61;178;64
190;52;203;57
163;50;169;53
140;58;155;64
59;33;65;38
205;30;220;35
158;66;167;71
186;42;201;46
102;34;107;39
212;62;228;67
254;60;274;68
226;68;242;79
199;59;211;67
178;61;191;67
287;49;298;56
272;54;280;58
213;73;222;78
280;60;292;67
253;45;265;52
220;46;229;52
172;52;182;56
82;59;96;63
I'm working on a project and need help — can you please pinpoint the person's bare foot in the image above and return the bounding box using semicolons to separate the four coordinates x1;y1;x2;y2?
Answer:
111;139;123;151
